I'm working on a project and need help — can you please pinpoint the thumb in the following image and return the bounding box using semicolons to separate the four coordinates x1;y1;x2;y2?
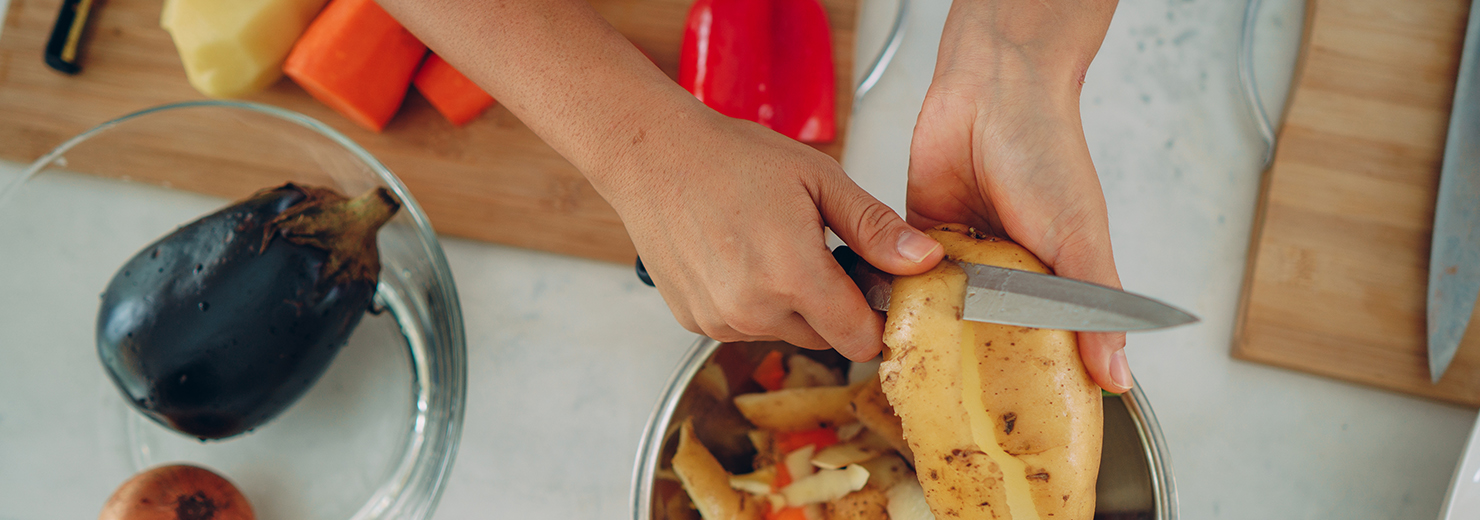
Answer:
818;175;944;276
1042;224;1132;394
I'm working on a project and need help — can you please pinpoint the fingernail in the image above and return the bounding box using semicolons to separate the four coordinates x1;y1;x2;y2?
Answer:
1110;349;1134;390
897;229;939;263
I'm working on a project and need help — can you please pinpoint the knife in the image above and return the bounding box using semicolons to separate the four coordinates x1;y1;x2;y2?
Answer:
632;249;1199;332
44;0;97;75
830;246;1197;332
1428;0;1480;383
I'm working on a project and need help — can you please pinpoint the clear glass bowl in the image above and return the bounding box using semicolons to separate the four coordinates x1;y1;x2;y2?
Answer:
0;101;466;520
631;338;1179;520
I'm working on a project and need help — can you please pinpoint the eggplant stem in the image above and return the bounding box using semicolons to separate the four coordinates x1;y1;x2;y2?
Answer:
265;184;402;287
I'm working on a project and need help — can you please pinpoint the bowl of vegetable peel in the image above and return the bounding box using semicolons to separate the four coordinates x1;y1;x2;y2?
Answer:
632;339;1178;520
0;101;465;520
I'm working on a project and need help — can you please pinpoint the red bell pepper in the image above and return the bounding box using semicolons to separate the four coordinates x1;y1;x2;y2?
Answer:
414;53;496;126
679;0;772;122
679;0;835;143
769;0;835;143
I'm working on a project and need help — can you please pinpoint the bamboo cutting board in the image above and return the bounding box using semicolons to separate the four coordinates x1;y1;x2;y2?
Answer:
1234;0;1480;405
0;0;859;264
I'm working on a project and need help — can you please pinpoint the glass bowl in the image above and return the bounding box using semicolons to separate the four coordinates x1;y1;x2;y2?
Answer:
631;338;1178;520
0;101;466;520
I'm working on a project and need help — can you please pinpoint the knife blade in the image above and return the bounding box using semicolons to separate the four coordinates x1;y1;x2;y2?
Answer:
1428;0;1480;383
832;246;1198;332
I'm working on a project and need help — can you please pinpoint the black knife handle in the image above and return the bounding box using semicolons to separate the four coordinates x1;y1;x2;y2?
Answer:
831;245;864;275
635;247;885;308
44;0;94;75
635;256;655;287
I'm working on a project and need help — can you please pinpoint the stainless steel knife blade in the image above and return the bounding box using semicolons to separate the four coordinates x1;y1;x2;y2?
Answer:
833;246;1198;332
1429;0;1480;383
959;262;1198;332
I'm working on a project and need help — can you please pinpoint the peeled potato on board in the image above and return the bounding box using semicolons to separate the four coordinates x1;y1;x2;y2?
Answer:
879;224;1103;520
161;0;328;98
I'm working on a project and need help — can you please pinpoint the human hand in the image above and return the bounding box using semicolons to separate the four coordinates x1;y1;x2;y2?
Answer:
597;110;944;362
905;0;1127;392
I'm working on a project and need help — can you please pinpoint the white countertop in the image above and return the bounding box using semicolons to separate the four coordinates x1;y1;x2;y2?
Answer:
2;0;1476;519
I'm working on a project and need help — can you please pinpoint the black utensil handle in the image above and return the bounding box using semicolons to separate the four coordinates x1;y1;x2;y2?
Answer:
635;256;654;287
831;245;864;274
634;246;879;293
45;0;94;75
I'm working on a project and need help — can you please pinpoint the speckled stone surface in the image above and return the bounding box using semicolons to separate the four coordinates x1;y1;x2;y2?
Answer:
1;0;1475;519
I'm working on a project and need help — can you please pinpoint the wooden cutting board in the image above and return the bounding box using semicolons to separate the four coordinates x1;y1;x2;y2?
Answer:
0;0;859;264
1234;0;1480;406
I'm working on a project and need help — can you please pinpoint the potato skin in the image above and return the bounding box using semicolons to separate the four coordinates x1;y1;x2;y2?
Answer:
672;419;764;520
879;224;1102;520
731;385;856;432
824;486;890;520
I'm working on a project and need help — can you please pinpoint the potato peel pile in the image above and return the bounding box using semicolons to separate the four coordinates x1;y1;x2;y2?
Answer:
669;351;931;520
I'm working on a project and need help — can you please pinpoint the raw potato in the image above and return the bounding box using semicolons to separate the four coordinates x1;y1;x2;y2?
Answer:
879;224;1102;520
672;419;764;520
161;0;328;98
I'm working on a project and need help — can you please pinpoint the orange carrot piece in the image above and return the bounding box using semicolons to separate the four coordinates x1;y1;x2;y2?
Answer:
773;460;792;491
752;350;786;391
774;427;838;454
413;53;495;126
283;0;426;132
765;505;809;520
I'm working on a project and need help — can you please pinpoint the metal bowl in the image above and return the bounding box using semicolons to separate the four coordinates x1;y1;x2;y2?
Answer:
631;338;1177;520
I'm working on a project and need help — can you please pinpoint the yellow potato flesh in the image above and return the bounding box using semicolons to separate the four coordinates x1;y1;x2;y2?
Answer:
880;224;1102;520
161;0;328;98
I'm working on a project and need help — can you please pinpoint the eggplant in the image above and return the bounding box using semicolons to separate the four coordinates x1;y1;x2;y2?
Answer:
96;183;400;440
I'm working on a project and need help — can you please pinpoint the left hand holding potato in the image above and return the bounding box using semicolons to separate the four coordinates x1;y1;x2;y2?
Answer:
906;0;1128;392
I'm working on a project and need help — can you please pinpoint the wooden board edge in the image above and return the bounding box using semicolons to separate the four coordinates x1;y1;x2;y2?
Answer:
1233;340;1480;408
0;0;864;266
1231;0;1326;360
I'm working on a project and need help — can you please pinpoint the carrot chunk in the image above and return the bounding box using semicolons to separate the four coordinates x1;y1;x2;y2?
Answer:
283;0;426;132
752;350;787;391
774;427;838;454
413;53;496;126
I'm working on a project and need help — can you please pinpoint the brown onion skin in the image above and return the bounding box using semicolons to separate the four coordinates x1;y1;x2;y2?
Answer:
100;465;254;520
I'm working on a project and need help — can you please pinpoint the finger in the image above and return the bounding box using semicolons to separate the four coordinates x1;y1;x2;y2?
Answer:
1044;219;1130;392
789;263;888;362
687;305;833;353
1079;330;1130;392
817;174;945;276
766;313;832;353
